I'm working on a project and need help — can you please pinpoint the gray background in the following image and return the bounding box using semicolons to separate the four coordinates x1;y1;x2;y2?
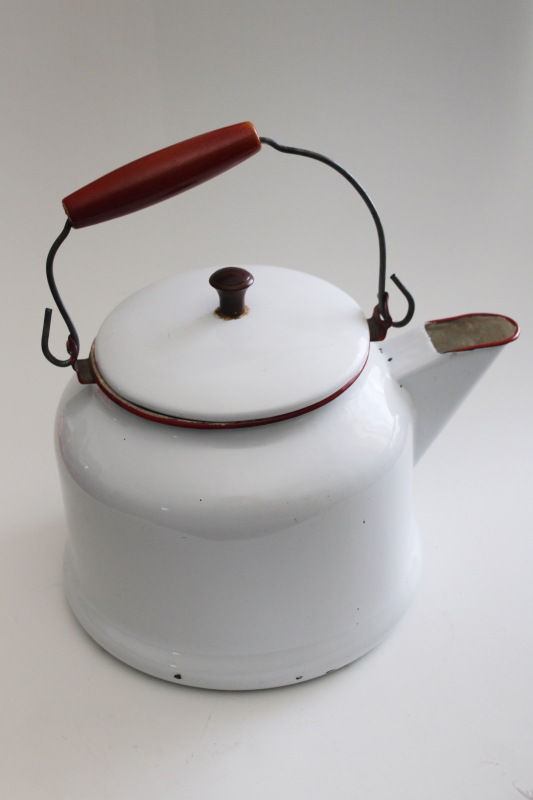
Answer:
2;2;532;798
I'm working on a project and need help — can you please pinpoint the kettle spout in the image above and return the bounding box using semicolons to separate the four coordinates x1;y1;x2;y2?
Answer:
382;314;519;463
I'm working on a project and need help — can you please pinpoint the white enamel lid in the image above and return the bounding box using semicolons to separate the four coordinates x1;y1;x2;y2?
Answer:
94;265;369;422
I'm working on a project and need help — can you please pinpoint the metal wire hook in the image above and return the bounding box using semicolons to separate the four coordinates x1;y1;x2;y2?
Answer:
259;136;415;336
389;273;415;327
41;219;80;367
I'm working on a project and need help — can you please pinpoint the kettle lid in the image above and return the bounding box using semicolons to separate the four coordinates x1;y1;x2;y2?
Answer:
93;265;369;425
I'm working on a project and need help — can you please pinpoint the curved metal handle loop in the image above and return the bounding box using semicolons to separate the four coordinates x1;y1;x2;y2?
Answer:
41;219;79;367
43;134;415;371
259;137;415;337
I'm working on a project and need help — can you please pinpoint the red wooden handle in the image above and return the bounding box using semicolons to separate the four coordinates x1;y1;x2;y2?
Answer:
62;122;261;229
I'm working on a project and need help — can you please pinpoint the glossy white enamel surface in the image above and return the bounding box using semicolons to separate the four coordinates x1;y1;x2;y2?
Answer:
58;316;518;689
57;345;419;689
94;266;369;421
383;323;511;462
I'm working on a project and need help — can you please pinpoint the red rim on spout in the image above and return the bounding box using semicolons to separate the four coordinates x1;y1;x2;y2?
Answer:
425;313;519;354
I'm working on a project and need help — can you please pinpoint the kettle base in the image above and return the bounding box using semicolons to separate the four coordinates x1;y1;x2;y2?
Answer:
64;546;420;691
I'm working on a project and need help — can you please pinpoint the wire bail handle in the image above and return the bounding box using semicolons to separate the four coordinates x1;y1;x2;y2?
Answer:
41;122;415;378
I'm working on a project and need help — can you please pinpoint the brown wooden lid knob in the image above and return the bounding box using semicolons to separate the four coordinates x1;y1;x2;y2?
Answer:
209;267;254;319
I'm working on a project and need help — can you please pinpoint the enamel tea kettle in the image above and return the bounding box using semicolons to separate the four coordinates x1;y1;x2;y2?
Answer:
42;122;519;689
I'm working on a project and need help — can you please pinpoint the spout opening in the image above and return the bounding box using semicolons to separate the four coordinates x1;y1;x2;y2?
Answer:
425;313;519;354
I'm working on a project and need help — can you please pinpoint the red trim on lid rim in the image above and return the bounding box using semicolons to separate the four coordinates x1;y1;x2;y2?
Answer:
426;313;520;352
89;344;369;429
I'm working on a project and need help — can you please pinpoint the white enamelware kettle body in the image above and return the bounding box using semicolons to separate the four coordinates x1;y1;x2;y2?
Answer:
58;336;418;690
45;123;518;689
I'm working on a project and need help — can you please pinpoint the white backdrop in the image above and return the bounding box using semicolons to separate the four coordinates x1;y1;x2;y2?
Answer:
2;2;532;798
